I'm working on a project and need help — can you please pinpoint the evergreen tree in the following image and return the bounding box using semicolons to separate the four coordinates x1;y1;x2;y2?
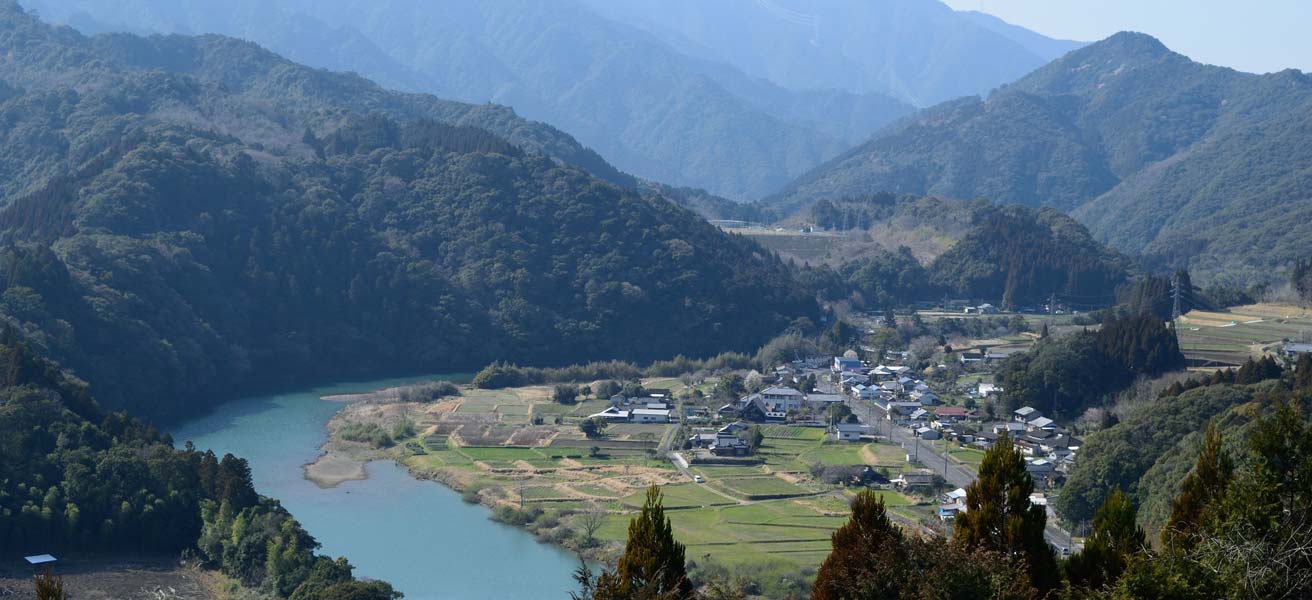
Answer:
811;491;909;600
599;486;693;599
1163;422;1234;548
1293;352;1312;392
1066;489;1145;591
952;434;1058;595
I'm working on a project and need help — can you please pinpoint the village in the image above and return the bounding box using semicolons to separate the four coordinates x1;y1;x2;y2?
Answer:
310;306;1093;586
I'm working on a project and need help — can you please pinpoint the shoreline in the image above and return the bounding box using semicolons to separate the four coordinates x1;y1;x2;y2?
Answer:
302;385;620;563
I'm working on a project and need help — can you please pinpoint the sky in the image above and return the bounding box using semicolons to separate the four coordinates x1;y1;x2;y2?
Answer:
941;0;1311;74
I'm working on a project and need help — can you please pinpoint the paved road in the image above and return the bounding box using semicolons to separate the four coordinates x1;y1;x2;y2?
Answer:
836;386;1079;553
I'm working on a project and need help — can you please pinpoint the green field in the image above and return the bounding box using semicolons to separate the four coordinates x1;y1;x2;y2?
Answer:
1176;304;1312;365
716;475;813;498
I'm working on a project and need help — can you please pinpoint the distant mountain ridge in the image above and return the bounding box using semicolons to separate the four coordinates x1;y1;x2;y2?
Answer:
768;32;1312;281
25;0;922;200
578;0;1084;106
25;0;1079;202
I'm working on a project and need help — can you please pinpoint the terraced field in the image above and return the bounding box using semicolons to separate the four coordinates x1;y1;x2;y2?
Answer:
1176;303;1312;366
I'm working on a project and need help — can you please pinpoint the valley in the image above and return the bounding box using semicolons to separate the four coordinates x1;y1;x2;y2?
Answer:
2;2;1311;599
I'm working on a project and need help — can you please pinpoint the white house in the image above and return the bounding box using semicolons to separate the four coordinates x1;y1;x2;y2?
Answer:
759;386;806;412
833;356;863;373
830;422;866;442
586;406;631;422
631;408;671;424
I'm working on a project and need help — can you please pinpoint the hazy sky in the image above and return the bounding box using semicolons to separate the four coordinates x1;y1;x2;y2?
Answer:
941;0;1311;74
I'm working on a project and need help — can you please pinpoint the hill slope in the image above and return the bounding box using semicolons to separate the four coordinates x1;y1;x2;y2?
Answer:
769;32;1312;281
0;4;817;420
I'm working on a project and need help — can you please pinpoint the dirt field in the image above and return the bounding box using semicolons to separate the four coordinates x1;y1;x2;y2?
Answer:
0;557;249;600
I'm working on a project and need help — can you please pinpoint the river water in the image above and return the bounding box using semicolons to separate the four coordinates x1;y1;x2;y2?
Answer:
170;376;583;600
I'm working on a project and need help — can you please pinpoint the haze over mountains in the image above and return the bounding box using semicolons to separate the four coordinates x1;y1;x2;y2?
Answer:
771;32;1312;281
23;0;1079;201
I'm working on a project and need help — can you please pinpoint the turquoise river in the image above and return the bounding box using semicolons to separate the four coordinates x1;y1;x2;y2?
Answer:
171;376;583;600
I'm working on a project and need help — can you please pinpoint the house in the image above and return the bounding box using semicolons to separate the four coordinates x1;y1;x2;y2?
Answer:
632;408;671;424
1014;407;1041;422
833;356;863;373
977;383;1001;397
586;406;631;422
710;435;751;456
852;385;879;401
719;422;749;434
830;422;867;442
945;488;968;503
841;373;872;387
645;401;669;410
883;401;923;418
1284;342;1312;356
741;398;786;422
959;350;986;363
897;472;938;491
916;427;942;440
934;406;975;421
938;502;967;521
1025;458;1057;483
912;390;941;406
806;393;844;407
1027;416;1056;432
688;432;718;448
754;386;806;412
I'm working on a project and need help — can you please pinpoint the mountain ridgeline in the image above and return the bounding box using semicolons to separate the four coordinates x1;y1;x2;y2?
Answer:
769;32;1312;282
0;4;817;421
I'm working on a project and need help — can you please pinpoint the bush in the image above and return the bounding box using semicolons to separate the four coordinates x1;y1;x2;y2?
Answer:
337;422;393;448
391;418;416;439
398;381;460;402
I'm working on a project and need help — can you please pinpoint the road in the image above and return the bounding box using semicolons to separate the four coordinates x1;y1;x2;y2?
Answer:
831;379;1079;553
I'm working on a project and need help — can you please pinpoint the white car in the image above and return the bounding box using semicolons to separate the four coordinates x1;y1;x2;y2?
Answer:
693;475;704;483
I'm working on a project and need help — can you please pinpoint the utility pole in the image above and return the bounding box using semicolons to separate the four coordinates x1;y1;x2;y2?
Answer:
1171;271;1183;324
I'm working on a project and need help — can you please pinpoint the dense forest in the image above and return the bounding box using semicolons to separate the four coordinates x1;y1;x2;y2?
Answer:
768;31;1312;283
0;5;818;421
1058;358;1290;526
997;311;1184;421
0;332;399;599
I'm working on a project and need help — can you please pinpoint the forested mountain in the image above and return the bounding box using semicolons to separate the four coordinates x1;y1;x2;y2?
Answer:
578;0;1082;106
24;0;918;201
769;32;1312;282
801;195;1129;309
0;4;817;421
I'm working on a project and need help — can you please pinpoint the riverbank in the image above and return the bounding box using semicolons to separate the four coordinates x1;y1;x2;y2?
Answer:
171;375;587;600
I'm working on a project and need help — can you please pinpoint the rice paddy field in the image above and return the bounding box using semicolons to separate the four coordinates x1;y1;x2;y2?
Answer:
1176;303;1312;366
